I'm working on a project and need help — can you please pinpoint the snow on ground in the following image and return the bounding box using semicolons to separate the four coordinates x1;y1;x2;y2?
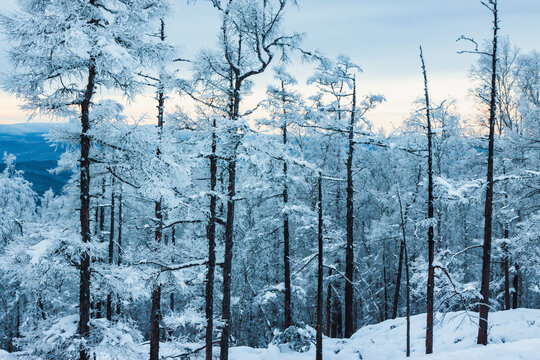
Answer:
229;309;540;360
1;309;538;359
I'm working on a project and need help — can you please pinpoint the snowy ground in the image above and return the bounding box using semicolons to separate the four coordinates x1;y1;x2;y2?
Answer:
1;309;538;359
229;309;540;360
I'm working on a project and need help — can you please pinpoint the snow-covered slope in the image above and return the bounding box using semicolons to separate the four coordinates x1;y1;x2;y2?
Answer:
229;309;540;360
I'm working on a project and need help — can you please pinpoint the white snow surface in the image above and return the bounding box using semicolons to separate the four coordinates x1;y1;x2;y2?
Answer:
227;309;540;360
1;309;539;359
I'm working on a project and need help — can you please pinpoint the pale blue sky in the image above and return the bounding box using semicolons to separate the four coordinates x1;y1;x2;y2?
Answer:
1;0;539;130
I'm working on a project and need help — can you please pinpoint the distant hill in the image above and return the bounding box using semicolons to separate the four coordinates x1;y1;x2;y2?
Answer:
0;123;70;195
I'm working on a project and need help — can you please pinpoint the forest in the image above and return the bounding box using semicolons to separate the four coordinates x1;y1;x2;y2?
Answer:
0;0;539;359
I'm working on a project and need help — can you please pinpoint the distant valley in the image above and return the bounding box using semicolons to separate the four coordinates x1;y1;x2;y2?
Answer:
0;123;70;195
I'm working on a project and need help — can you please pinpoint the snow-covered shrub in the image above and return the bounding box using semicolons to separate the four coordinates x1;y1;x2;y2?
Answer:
271;324;315;352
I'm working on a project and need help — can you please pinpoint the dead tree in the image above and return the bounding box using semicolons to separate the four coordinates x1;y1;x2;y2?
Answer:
477;0;499;345
420;45;435;354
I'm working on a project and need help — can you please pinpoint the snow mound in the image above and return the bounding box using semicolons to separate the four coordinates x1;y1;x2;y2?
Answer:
229;309;540;360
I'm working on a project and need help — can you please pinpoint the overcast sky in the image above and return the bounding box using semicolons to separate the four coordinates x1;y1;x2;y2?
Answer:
0;0;539;131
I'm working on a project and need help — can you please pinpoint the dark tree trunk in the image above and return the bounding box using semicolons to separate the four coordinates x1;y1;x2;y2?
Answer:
78;59;95;360
150;286;161;360
325;268;333;337
398;189;410;357
170;227;175;318
220;158;236;360
282;82;292;329
316;173;323;360
405;240;411;357
220;75;241;360
383;247;389;321
205;118;217;360
116;193;122;316
150;20;166;360
512;263;519;309
38;296;46;320
96;180;105;319
503;229;510;310
344;77;356;338
420;45;435;354
107;186;115;321
392;240;404;319
478;0;498;346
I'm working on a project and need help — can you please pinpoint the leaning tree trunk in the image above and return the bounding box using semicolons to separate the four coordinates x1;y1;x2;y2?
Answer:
344;77;357;338
150;20;166;360
79;59;95;360
205;118;218;360
478;0;498;346
316;172;324;360
392;240;404;319
420;45;435;354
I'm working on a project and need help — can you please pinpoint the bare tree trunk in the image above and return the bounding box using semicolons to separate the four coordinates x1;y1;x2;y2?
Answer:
107;185;115;321
344;77;356;338
420;45;435;354
405;240;411;357
96;180;105;319
316;172;324;360
281;81;292;329
503;229;510;310
325;268;332;337
220;75;241;360
116;193;122;316
79;58;95;360
478;0;498;346
150;20;166;360
512;263;519;309
205;118;217;360
392;241;404;319
383;247;389;321
397;188;410;356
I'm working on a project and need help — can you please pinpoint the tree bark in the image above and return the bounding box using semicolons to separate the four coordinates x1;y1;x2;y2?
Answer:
220;73;241;360
116;193;122;316
512;263;519;309
344;77;356;338
107;186;115;321
205;118;217;360
397;188;410;356
316;172;324;360
391;240;404;319
383;247;389;321
478;0;498;346
503;229;510;310
282;80;292;329
78;58;95;360
150;20;166;360
325;268;332;337
420;45;435;354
